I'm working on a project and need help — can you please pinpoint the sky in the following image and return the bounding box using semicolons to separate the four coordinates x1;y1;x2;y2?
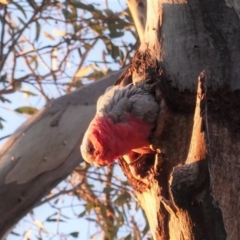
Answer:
0;0;127;144
0;1;149;239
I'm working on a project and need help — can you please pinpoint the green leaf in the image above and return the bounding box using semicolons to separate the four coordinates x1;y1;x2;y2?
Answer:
86;71;105;80
78;210;86;217
0;73;7;82
0;96;11;103
90;24;104;35
122;234;131;240
105;231;117;240
120;180;129;186
83;43;92;51
19;90;37;97
12;1;27;18
69;232;79;238
10;231;20;236
85;218;97;222
102;37;120;60
27;0;37;9
109;30;124;38
86;184;94;188
45;212;66;222
62;9;77;20
108;23;125;38
60;213;70;219
142;221;150;237
85;202;95;212
17;17;25;26
114;192;131;206
100;204;107;219
0;117;5;129
45;212;57;221
28;55;38;69
92;9;103;18
104;9;114;17
46;218;65;222
110;45;120;60
73;23;83;33
103;187;114;194
35;21;41;42
66;81;82;88
119;49;124;61
70;1;95;11
15;106;38;115
115;20;132;30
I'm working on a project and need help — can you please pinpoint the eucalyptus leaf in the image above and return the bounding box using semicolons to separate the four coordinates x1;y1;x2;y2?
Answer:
15;106;38;115
69;232;79;238
35;21;40;42
11;1;27;18
70;1;95;11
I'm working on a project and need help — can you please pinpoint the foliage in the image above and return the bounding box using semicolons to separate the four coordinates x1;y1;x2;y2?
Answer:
0;0;151;239
15;164;150;239
0;0;138;128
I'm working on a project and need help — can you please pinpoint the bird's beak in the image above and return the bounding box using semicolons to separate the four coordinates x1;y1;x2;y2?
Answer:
80;144;94;164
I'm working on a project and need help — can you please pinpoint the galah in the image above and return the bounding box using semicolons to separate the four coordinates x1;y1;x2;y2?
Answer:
80;81;160;166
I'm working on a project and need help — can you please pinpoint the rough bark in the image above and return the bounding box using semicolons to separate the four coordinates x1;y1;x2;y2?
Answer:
140;0;240;90
1;0;240;239
0;70;124;238
117;0;240;239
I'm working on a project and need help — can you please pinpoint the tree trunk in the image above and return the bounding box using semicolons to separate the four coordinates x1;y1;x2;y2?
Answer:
1;1;240;239
0;70;124;238
118;0;240;239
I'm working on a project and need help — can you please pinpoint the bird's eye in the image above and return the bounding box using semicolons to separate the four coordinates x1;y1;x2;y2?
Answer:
87;142;95;155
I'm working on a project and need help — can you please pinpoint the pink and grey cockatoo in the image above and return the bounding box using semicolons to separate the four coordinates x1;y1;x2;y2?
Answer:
80;82;160;166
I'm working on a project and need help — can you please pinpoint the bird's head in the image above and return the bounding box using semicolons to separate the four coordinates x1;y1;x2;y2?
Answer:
80;115;118;166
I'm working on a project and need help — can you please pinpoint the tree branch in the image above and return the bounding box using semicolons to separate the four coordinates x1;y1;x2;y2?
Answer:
0;1;46;72
127;0;146;43
0;69;124;238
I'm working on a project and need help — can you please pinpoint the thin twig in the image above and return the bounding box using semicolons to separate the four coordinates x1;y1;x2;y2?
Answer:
0;1;46;72
67;38;99;93
0;7;7;72
0;134;11;141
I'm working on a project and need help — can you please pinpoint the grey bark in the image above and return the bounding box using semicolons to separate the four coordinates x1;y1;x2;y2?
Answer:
0;70;124;238
140;0;240;90
118;0;240;239
1;0;240;239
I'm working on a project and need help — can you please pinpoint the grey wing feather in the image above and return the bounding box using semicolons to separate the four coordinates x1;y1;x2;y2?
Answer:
96;83;159;124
